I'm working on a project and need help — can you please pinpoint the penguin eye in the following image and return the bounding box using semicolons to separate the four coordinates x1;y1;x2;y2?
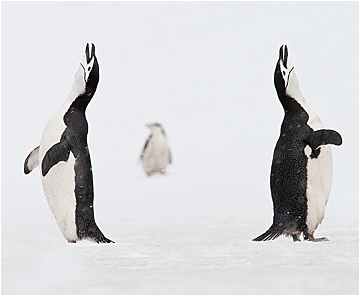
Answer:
282;71;286;76
88;67;91;71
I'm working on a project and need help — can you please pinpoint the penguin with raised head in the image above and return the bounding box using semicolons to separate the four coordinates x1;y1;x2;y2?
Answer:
253;45;342;242
140;123;172;176
24;43;113;243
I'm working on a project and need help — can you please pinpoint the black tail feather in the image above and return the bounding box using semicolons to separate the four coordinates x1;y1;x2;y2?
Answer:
253;225;284;241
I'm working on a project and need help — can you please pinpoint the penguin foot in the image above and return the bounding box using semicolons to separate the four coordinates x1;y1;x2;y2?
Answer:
291;232;301;242
68;240;77;243
307;237;329;242
304;234;329;242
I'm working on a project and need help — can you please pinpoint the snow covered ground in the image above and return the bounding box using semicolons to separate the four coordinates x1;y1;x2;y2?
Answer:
2;2;359;294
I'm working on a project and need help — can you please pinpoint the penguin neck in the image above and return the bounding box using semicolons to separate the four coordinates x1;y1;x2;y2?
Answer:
278;85;323;130
60;76;95;114
152;130;163;138
62;92;92;135
274;61;323;129
277;70;308;114
69;91;93;110
278;93;304;113
151;130;167;144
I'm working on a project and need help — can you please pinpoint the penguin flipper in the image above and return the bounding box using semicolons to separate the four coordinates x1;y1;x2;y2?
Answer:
42;129;77;176
41;137;72;177
305;129;342;150
253;225;284;241
24;146;40;174
140;135;151;160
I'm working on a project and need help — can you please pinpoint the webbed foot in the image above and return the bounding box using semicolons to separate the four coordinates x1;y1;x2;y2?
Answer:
304;234;329;242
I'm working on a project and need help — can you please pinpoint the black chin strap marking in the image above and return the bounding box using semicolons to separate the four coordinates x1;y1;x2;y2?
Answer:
80;63;86;82
285;67;294;89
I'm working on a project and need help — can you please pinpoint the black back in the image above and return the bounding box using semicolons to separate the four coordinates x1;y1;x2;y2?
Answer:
270;51;313;233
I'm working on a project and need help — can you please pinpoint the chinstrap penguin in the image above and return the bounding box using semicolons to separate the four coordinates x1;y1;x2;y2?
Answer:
140;123;172;176
24;43;113;244
253;45;342;242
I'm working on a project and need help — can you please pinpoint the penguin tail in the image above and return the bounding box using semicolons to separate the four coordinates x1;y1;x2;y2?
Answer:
253;224;284;241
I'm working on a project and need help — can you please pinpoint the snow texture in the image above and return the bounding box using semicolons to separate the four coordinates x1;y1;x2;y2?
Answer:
2;2;359;294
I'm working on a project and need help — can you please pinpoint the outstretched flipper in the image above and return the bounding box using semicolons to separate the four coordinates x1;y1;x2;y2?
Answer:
41;130;76;176
305;129;342;150
24;146;40;174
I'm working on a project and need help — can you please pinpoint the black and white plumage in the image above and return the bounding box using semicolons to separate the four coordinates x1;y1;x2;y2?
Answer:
140;123;172;176
24;43;113;244
253;45;342;242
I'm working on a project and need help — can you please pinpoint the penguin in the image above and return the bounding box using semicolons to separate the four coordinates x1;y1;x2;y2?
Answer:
140;123;172;176
24;43;113;244
253;45;342;242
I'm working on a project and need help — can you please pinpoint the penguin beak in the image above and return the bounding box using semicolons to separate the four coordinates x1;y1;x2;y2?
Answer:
85;43;95;64
279;44;289;69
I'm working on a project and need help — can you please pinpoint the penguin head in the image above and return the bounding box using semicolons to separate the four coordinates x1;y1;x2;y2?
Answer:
70;43;99;109
274;45;303;105
147;122;166;136
81;43;99;90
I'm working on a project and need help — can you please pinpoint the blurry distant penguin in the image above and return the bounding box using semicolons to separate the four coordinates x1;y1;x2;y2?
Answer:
140;123;172;176
253;45;342;242
24;43;113;244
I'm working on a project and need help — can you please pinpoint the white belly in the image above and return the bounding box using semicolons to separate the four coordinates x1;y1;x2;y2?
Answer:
304;110;333;234
40;154;77;241
142;135;170;174
305;145;333;233
39;112;78;241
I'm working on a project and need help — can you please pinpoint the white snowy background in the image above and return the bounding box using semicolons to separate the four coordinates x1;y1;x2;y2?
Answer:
2;1;359;294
